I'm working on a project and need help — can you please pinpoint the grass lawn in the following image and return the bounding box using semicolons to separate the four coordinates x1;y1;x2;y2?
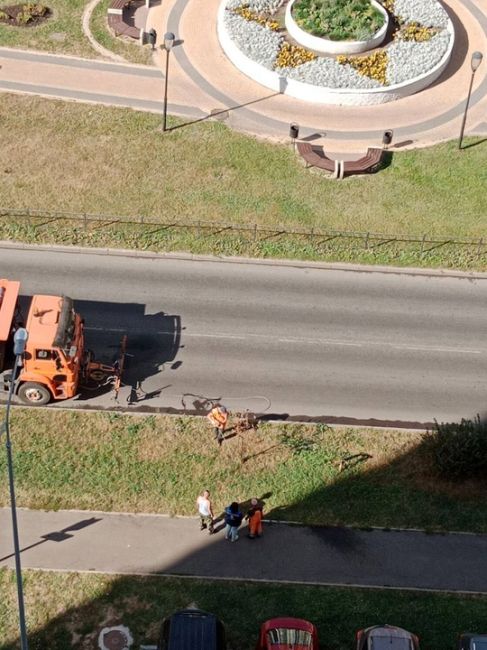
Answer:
0;0;153;62
0;94;486;270
1;569;486;649
0;0;94;58
0;409;486;533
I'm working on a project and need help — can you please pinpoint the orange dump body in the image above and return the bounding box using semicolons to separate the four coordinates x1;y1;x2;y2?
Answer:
0;279;21;372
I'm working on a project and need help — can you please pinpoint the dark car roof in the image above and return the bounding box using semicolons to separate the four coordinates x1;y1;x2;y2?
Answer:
160;608;225;650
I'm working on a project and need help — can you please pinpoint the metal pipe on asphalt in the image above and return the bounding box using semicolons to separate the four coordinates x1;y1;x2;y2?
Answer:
2;327;29;650
458;51;483;150
162;32;175;132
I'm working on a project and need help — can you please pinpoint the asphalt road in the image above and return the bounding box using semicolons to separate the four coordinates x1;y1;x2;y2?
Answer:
1;246;486;424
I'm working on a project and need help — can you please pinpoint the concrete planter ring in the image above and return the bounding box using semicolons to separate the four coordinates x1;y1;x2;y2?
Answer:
285;0;389;55
218;0;455;105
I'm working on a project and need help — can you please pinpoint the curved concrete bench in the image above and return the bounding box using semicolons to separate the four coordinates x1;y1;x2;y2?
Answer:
107;0;141;40
297;142;340;177
297;143;384;179
341;148;383;176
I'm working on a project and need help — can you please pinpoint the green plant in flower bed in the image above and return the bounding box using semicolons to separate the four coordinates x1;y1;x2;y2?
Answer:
292;0;385;41
275;41;316;67
378;0;394;11
396;21;436;41
0;2;49;24
338;49;387;83
233;4;280;30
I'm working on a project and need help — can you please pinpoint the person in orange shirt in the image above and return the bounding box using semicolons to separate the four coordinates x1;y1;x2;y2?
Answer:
207;404;228;446
246;498;263;538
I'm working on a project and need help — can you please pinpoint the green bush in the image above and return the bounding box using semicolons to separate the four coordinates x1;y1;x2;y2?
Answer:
11;2;48;24
292;0;385;41
423;415;487;481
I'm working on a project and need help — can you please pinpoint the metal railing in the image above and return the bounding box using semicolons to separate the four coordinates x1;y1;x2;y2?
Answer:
0;207;485;259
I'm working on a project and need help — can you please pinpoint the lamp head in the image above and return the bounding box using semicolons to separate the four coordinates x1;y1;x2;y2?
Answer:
13;327;28;355
471;51;483;72
164;32;175;51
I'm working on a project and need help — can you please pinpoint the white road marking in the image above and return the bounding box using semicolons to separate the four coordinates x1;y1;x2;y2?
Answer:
84;327;484;355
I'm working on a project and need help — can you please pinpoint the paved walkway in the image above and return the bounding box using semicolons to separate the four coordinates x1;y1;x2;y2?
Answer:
0;0;486;151
1;508;486;593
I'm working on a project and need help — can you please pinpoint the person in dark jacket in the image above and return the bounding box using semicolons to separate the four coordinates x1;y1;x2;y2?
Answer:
224;501;243;542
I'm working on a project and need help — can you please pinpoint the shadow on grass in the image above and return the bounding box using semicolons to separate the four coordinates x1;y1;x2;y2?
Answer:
2;418;487;649
460;137;487;150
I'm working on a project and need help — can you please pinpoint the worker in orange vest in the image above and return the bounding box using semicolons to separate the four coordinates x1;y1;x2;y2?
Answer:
246;498;263;538
207;404;229;446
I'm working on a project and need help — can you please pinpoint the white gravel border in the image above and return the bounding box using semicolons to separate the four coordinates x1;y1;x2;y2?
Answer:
218;0;454;104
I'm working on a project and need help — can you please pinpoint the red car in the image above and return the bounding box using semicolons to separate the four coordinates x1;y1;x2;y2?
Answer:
257;618;319;650
356;625;420;649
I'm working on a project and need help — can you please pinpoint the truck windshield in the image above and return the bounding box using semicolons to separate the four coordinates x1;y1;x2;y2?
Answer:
52;297;76;351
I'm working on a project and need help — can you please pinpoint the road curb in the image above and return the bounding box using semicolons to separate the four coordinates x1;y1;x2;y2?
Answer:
1;240;486;279
2;401;433;432
15;566;487;596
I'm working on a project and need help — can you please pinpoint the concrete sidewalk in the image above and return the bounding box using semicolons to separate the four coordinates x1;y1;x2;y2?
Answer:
2;0;487;151
1;508;486;593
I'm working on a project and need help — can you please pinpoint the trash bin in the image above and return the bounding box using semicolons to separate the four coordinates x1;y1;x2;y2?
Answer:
147;28;157;50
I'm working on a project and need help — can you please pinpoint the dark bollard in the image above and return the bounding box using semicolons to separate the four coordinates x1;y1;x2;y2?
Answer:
147;28;157;50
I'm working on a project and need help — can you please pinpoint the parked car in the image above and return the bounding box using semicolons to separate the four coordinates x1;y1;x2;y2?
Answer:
256;617;319;650
356;625;420;649
458;633;487;649
157;608;226;650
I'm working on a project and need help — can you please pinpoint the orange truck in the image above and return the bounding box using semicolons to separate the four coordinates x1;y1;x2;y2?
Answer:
0;279;124;405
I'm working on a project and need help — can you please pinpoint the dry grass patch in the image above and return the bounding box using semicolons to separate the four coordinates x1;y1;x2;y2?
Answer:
0;0;92;57
0;0;154;62
0;94;486;242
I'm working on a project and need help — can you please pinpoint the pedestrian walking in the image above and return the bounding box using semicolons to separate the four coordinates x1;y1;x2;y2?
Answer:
224;501;243;542
207;404;229;446
196;489;214;534
246;498;263;538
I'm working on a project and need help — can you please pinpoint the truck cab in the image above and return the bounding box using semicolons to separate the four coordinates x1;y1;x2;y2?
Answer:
1;279;86;405
20;294;85;404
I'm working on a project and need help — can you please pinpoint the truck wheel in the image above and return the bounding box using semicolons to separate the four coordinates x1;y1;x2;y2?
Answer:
18;382;51;406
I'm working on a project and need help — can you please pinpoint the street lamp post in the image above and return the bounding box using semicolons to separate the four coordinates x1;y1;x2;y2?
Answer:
162;32;175;132
458;51;483;150
2;327;29;650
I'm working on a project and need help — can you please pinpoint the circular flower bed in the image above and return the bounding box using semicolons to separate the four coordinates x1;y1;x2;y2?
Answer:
0;2;50;26
218;0;454;104
286;0;388;54
293;0;384;41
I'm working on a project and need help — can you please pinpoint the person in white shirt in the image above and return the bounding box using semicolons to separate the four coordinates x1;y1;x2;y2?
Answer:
196;489;214;534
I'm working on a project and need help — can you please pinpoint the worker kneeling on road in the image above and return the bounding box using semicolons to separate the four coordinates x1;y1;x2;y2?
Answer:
207;404;228;446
